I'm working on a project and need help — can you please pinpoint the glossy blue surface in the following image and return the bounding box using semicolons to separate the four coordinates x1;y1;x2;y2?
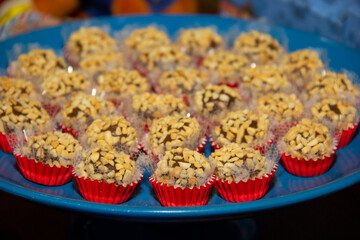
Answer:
0;15;360;220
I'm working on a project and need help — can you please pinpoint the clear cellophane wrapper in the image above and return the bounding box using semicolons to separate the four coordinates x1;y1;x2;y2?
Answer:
0;68;38;101
80;56;129;85
224;21;288;65
120;93;190;134
253;86;305;141
6;43;66;90
300;68;360;103
11;122;73;186
57;113;85;139
0;71;44;153
40;69;94;117
188;88;245;134
92;69;150;108
208;107;275;155
278;118;338;177
302;89;359;149
0;98;53;154
76;111;143;159
134;57;194;89
213;143;279;202
340;69;360;105
115;23;170;72
139;116;208;162
151;67;208;107
243;72;299;108
152;85;191;107
61;21;116;67
146;150;216;207
121;39;193;87
285;48;328;91
71;142;147;204
200;66;249;90
174;25;227;67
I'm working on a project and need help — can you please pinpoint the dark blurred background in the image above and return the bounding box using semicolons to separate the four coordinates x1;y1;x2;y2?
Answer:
1;182;360;240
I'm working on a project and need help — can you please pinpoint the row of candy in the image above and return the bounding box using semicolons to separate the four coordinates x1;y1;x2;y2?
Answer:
0;109;355;207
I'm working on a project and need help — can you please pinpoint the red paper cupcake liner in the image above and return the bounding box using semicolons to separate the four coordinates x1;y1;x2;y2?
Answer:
281;148;336;177
149;175;215;207
14;154;73;186
59;125;78;139
255;139;274;155
218;82;239;88
63;47;79;68
196;136;207;152
335;124;358;149
110;99;122;108
73;174;142;204
195;57;204;68
0;132;16;154
209;137;220;150
215;165;278;202
42;103;61;118
130;144;143;160
133;61;147;77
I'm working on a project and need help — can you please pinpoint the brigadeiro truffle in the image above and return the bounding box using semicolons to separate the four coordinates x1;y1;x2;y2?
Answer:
157;66;208;98
14;131;82;185
96;67;149;105
281;49;324;88
86;116;138;154
145;115;205;157
123;26;170;60
210;143;277;202
176;27;223;59
60;92;115;137
311;99;358;148
211;109;271;152
41;70;90;116
242;65;290;98
193;84;243;123
73;145;143;204
79;50;125;80
0;97;50;153
134;44;191;83
130;92;188;128
201;50;249;86
8;49;67;82
0;76;35;100
233;31;284;65
149;147;215;206
256;93;304;139
280;118;336;177
305;71;360;104
64;27;117;66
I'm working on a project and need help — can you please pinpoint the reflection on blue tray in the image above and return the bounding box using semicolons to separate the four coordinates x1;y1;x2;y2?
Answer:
0;15;359;220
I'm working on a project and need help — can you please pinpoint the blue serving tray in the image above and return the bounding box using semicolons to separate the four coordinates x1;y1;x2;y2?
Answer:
0;15;359;221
